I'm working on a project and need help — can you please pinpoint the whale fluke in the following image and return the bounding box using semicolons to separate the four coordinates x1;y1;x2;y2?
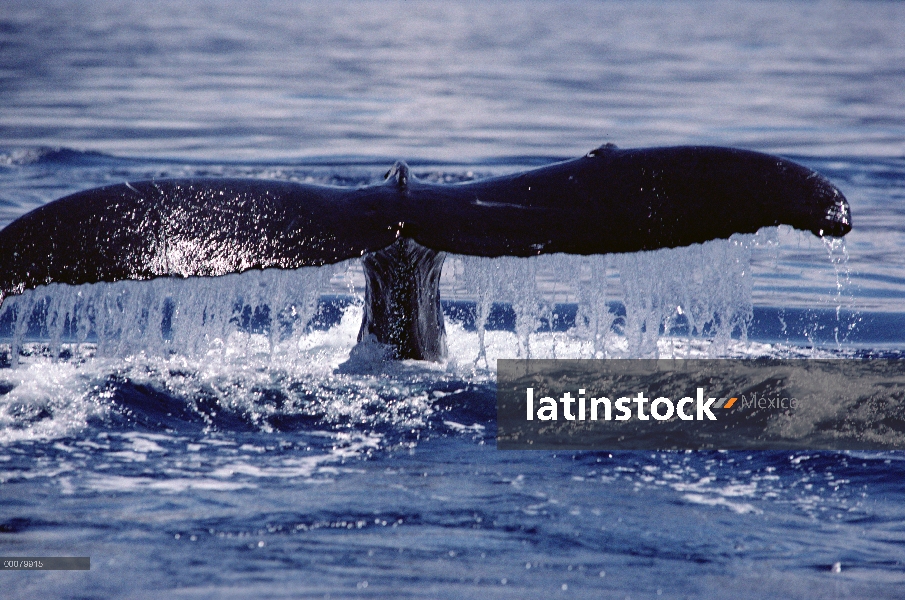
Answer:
404;145;851;256
0;146;851;360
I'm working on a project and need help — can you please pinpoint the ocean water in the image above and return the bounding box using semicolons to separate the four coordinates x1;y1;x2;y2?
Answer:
2;1;905;598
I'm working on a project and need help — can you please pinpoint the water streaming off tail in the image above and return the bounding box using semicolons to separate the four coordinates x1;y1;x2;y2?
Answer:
0;233;787;364
448;234;757;359
0;263;344;366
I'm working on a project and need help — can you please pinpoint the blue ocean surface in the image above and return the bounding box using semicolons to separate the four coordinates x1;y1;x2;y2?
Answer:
1;1;905;598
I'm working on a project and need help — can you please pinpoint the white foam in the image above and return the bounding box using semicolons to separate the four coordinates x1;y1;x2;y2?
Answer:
0;359;113;443
86;474;253;493
681;493;761;515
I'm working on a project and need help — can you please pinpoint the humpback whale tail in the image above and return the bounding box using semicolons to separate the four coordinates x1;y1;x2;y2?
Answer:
0;146;851;360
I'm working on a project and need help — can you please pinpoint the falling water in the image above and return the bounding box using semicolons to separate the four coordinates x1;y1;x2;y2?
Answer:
0;234;772;365
0;263;342;366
